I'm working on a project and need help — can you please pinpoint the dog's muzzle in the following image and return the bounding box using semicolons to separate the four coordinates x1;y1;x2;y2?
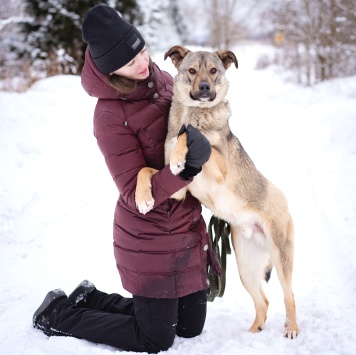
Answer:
190;81;216;102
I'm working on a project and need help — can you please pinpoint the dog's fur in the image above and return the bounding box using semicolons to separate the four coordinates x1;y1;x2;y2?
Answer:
135;46;299;338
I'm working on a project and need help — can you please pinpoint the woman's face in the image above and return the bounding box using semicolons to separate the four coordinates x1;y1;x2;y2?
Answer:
111;47;149;80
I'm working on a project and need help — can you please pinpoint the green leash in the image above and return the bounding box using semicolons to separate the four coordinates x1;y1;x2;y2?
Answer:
207;215;232;302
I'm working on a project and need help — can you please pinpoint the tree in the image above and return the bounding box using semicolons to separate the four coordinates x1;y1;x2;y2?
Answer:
206;0;250;49
136;0;182;52
1;0;189;90
274;0;356;85
0;1;31;90
19;0;142;76
168;0;188;45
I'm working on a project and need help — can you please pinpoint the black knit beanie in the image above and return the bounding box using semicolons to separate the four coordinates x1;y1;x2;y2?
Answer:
82;4;145;75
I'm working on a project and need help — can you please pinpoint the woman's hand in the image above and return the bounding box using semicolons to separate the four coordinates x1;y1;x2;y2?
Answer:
178;124;212;179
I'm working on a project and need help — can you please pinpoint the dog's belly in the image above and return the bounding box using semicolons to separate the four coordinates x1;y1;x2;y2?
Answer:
188;174;257;227
188;177;269;255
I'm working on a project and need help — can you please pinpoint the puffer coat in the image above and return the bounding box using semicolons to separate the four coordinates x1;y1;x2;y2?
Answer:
81;49;213;298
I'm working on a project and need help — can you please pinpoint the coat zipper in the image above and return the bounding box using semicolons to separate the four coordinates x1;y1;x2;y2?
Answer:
120;97;128;126
167;199;172;233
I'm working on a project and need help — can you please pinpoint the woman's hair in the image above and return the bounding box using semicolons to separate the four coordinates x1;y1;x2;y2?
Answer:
107;57;153;95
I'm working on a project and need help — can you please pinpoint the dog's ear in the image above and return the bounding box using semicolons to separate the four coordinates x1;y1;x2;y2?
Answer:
215;50;238;70
164;45;191;68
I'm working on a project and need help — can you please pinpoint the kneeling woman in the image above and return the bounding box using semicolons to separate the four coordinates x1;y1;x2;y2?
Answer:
33;4;220;353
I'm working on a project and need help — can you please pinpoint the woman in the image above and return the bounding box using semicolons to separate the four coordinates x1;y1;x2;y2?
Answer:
32;4;220;353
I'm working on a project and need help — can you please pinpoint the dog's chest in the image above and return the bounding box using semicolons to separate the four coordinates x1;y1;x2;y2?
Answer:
182;105;228;132
186;110;211;128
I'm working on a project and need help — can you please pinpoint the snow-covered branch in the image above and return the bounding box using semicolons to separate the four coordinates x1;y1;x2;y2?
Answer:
0;16;33;31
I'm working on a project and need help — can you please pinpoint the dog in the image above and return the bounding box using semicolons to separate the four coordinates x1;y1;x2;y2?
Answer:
135;45;299;339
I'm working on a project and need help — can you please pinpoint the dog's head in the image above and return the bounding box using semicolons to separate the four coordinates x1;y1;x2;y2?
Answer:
164;45;238;108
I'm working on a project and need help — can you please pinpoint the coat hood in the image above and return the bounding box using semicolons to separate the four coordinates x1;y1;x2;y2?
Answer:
81;47;160;101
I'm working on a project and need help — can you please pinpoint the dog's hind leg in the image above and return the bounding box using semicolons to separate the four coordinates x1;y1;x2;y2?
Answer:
169;132;188;175
267;217;299;338
231;225;271;333
135;167;159;214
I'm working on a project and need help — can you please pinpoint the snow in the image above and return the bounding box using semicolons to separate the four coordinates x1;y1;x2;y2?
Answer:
1;43;356;354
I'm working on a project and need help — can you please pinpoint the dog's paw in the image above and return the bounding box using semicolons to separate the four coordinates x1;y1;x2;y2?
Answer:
284;322;299;339
136;197;155;215
248;323;264;333
135;187;155;214
170;161;185;175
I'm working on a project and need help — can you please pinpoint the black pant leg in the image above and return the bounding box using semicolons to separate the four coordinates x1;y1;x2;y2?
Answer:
176;289;207;338
50;299;147;352
133;295;178;352
48;296;179;353
80;289;135;315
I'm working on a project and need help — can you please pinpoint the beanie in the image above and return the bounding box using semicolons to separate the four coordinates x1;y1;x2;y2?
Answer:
82;4;145;75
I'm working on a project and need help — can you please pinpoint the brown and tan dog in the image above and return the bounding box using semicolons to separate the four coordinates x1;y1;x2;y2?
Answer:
135;45;299;338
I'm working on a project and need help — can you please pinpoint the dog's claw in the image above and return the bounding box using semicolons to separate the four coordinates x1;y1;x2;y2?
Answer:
284;329;298;339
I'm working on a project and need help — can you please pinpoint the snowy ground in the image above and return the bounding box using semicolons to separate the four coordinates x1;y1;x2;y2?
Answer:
1;44;356;354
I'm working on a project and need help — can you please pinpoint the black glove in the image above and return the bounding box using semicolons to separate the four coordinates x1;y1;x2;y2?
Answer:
178;124;211;179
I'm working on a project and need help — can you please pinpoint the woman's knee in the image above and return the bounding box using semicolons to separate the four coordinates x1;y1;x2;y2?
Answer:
176;325;203;338
176;290;207;338
134;296;178;352
139;327;176;353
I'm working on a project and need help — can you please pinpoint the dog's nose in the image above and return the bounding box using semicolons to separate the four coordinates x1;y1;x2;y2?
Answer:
199;81;210;93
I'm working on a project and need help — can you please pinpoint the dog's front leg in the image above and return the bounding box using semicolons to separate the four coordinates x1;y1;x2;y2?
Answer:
135;167;158;214
169;132;188;175
209;148;226;184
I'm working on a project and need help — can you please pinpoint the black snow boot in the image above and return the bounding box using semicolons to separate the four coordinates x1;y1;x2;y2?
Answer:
33;289;67;336
68;280;95;304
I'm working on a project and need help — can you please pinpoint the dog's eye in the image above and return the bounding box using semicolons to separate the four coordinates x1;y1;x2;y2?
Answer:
189;68;196;75
210;68;217;74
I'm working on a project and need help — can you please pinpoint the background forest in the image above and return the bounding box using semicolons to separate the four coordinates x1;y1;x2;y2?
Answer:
1;0;356;91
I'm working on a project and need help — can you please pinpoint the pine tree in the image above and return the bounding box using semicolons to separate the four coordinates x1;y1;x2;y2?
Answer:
168;0;188;45
20;0;142;76
136;0;182;52
0;1;30;90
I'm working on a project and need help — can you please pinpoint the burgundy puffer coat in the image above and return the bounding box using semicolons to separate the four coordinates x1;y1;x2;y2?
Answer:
81;49;212;298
